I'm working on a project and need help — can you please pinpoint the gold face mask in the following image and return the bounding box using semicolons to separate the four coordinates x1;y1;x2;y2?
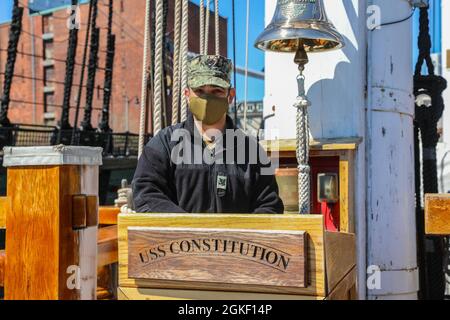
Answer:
189;95;229;125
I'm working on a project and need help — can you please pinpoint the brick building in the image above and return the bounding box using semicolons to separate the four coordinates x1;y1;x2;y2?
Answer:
0;0;227;134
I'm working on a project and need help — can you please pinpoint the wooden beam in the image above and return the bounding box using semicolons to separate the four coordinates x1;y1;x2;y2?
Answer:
119;214;327;297
0;250;5;287
3;146;102;300
99;206;120;225
325;231;356;293
0;197;9;229
425;194;450;235
118;286;324;300
98;225;118;268
326;267;357;300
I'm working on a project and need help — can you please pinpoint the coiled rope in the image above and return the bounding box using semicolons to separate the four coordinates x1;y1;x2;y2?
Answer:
215;0;220;55
138;0;152;158
204;0;210;54
152;0;164;135
200;0;205;55
180;0;189;121
171;0;182;125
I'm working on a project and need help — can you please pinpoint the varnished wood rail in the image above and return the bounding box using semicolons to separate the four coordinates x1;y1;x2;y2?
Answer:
425;194;450;235
0;250;5;287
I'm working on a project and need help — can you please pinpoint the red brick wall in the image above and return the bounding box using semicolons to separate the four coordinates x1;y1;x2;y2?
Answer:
0;0;227;134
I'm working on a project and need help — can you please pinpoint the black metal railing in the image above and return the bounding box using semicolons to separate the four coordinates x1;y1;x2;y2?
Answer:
0;124;152;158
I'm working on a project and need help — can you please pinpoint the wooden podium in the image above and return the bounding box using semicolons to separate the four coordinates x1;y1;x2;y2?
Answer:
118;213;357;300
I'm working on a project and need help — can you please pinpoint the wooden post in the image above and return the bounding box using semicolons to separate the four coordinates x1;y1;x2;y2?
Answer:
2;146;102;300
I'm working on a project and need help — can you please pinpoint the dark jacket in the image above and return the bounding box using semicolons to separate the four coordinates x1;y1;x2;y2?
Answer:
132;115;284;214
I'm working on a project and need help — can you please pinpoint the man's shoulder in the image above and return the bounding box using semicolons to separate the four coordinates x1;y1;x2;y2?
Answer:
146;122;188;150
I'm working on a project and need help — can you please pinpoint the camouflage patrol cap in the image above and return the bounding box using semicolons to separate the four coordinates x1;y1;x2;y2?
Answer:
188;55;233;89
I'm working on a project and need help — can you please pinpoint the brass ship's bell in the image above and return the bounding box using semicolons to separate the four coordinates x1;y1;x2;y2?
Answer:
255;0;345;53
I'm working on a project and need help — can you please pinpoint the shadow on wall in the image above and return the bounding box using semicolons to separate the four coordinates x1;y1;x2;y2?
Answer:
307;1;363;139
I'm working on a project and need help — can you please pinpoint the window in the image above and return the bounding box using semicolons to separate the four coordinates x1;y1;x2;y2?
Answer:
43;66;55;87
43;40;54;60
42;14;53;34
43;92;55;112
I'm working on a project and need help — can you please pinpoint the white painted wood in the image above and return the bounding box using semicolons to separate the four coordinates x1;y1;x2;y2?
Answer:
366;0;418;300
3;146;103;167
78;165;100;300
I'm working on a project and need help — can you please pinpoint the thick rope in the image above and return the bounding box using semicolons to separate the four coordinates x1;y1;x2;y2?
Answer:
243;0;250;132
171;0;182;125
204;0;210;55
0;3;23;126
200;0;205;55
99;0;115;133
180;0;189;122
138;0;152;158
295;64;311;214
99;34;115;133
73;0;97;142
60;9;79;131
153;0;164;135
214;0;220;55
80;27;100;131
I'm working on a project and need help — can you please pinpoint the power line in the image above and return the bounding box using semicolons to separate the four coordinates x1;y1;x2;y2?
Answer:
0;47;107;71
98;0;145;38
0;72;106;90
96;5;143;47
9;98;103;112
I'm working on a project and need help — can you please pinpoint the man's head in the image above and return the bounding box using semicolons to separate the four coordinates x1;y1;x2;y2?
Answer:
185;55;236;126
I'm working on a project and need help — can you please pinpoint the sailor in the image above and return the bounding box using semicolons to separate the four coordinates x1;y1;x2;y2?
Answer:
132;54;284;214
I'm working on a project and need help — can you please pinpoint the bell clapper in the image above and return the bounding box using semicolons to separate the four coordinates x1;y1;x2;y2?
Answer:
294;42;312;215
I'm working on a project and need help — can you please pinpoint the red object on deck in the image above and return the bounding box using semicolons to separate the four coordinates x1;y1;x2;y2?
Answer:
321;202;339;232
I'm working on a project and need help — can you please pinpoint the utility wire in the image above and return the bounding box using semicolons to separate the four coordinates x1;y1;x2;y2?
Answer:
9;98;103;111
0;71;105;90
0;48;107;70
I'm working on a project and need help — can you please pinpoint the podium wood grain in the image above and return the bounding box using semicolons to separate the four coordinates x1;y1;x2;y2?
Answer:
119;214;326;296
127;227;307;288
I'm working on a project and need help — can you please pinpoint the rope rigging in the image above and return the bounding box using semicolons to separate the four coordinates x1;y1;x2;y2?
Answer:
413;5;448;300
204;0;211;55
0;0;24;128
180;0;189;122
79;0;100;132
215;0;220;55
152;0;164;135
171;0;182;126
99;0;116;135
56;0;79;145
138;0;152;158
200;0;205;55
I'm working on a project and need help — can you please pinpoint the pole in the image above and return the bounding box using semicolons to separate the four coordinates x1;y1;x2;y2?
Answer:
367;0;418;300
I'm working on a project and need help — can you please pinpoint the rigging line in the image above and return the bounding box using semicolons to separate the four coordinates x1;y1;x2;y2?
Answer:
72;0;97;142
9;98;103;111
0;47;106;70
243;0;250;132
138;0;151;158
96;6;143;47
0;72;105;90
231;0;238;125
204;0;210;55
97;0;144;37
369;8;416;31
153;0;164;135
172;0;182;125
214;0;219;55
180;0;189;122
200;0;205;55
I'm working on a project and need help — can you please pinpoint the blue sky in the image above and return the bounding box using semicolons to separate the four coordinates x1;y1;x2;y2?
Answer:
0;0;265;102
